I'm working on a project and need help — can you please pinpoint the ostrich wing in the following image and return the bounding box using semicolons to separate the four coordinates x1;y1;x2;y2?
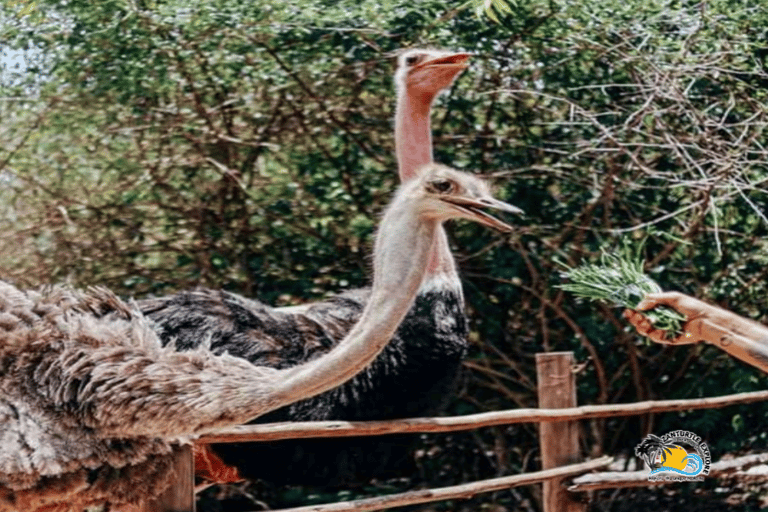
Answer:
139;288;366;368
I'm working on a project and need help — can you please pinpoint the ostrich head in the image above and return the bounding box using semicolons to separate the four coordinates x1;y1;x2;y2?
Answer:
395;48;470;98
396;163;522;232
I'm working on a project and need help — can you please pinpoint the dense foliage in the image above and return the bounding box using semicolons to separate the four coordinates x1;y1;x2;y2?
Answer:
2;0;767;510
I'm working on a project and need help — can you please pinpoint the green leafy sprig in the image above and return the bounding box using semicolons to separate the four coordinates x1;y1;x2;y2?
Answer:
558;248;686;336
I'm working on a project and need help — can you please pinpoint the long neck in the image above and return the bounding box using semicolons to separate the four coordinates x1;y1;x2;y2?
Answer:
396;90;434;182
395;88;459;283
272;199;438;404
73;205;439;439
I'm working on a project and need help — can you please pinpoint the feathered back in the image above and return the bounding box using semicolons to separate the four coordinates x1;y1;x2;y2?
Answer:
0;281;177;511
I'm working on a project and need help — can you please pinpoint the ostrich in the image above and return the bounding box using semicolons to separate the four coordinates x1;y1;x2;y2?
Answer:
139;49;479;486
0;164;520;512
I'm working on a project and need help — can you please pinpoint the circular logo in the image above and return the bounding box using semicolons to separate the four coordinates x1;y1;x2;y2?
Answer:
635;430;710;481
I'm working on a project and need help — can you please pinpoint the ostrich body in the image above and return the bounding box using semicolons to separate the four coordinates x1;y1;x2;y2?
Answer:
0;164;518;512
140;49;475;485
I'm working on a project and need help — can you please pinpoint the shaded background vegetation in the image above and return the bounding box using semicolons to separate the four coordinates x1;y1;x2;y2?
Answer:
1;0;768;510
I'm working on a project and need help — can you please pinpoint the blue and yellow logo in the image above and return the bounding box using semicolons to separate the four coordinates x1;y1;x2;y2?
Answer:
635;431;710;481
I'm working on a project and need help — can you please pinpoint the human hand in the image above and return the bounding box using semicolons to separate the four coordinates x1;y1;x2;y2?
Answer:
623;292;709;345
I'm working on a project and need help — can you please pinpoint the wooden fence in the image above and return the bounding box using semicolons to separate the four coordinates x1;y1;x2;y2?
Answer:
143;352;768;512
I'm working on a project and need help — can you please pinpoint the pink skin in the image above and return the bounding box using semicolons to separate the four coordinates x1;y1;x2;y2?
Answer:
394;49;470;276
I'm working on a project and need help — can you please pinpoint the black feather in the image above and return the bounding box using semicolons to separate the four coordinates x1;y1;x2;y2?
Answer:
139;285;468;485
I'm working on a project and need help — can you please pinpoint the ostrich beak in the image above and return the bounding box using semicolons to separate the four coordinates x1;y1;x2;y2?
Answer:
416;52;471;72
443;195;523;233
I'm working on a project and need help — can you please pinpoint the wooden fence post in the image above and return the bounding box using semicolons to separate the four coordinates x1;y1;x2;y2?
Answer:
142;445;195;512
536;352;585;512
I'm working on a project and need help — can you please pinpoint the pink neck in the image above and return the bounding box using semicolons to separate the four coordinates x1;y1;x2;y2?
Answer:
395;89;458;280
395;92;434;181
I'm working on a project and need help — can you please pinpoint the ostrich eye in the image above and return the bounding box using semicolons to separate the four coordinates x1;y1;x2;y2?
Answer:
405;55;420;66
429;179;454;194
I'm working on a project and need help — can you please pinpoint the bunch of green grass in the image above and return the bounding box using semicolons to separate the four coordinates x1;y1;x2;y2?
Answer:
558;247;685;336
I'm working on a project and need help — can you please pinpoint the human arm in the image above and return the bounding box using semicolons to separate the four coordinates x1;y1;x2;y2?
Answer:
623;291;768;373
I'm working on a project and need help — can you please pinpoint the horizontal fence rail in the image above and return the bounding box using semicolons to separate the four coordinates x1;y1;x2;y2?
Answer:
270;457;613;512
569;452;768;492
197;389;768;443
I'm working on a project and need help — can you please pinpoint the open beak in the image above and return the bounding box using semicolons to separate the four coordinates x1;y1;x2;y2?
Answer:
443;196;523;233
417;52;471;72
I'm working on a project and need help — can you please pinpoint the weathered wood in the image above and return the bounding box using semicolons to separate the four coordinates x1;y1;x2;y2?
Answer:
142;445;195;512
536;352;586;512
197;389;768;444
268;457;612;512
568;452;768;492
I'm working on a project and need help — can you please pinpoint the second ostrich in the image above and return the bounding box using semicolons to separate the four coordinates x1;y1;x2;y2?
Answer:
139;49;478;485
0;164;519;512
